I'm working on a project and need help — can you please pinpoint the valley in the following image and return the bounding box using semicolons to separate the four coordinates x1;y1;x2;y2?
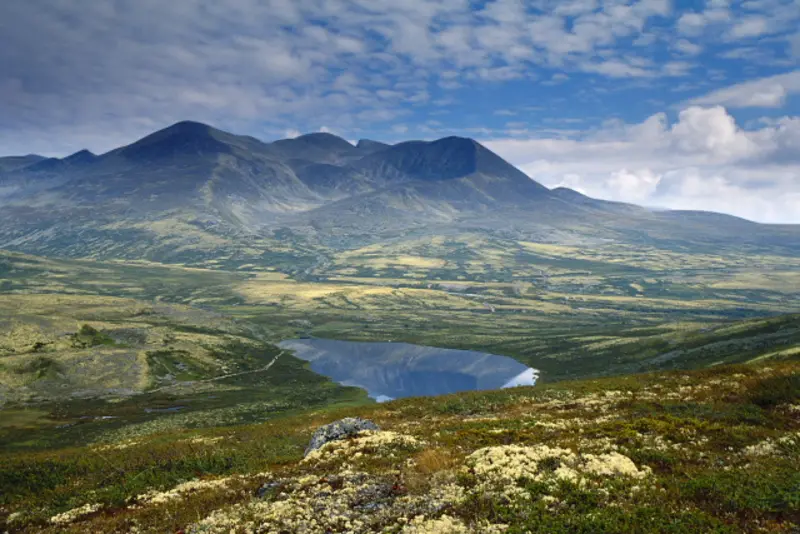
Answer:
0;229;797;455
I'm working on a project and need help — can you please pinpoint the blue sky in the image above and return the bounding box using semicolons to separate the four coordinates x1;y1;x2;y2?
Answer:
1;0;799;222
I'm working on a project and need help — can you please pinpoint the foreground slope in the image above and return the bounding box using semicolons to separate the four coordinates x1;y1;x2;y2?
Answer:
1;359;797;533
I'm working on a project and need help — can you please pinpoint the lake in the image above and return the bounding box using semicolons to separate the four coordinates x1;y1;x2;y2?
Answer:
279;338;539;401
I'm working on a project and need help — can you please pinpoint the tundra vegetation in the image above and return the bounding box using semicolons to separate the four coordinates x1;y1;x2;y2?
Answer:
0;233;798;532
0;361;797;532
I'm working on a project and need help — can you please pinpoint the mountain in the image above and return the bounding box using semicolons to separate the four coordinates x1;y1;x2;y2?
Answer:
355;139;390;153
0;120;798;262
0;154;45;173
270;132;359;164
23;149;98;173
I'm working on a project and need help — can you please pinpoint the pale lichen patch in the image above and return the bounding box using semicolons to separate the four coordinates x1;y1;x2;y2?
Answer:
189;469;462;534
49;503;102;525
134;476;241;506
401;514;508;533
302;430;423;466
464;444;651;503
743;432;800;457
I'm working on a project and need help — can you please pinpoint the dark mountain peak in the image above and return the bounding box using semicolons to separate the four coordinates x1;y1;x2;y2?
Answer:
64;149;97;165
351;135;550;201
434;135;478;147
162;120;215;135
356;139;390;152
290;132;354;150
372;137;478;181
268;132;357;164
136;120;219;144
367;136;530;183
114;120;230;161
551;187;587;198
429;136;480;160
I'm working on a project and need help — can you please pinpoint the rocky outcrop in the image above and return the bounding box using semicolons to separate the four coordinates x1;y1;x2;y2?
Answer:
304;417;379;457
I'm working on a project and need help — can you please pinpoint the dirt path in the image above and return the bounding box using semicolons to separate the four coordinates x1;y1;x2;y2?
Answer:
148;350;284;393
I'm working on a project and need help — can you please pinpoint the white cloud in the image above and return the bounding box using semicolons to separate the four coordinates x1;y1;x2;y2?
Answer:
581;59;653;78
668;106;757;159
604;168;662;202
662;61;694;76
676;1;733;35
653;169;800;222
728;15;771;38
483;105;800;223
685;71;800;108
674;39;702;55
677;12;707;35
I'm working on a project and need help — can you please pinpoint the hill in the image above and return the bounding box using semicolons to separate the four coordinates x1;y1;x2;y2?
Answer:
1;359;797;532
0;155;45;173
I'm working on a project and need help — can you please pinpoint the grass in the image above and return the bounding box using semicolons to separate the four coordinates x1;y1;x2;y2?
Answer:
0;359;797;532
748;373;800;408
0;293;372;451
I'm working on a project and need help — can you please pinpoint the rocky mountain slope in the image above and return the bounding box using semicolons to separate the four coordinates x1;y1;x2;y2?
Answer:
1;122;797;262
0;155;45;173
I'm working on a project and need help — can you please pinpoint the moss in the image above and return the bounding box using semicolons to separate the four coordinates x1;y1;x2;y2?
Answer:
682;467;800;523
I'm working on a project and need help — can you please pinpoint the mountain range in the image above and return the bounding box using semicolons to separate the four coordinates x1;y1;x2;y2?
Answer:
0;121;797;263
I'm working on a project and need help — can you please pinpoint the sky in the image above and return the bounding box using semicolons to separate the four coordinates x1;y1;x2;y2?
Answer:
1;0;799;223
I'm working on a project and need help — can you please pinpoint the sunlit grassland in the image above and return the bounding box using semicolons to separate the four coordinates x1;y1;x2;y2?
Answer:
3;234;798;387
0;290;369;451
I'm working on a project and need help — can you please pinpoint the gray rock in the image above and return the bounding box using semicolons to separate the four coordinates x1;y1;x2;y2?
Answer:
256;481;283;499
304;417;379;457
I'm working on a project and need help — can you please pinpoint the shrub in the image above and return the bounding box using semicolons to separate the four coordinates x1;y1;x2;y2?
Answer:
70;325;116;348
748;373;800;408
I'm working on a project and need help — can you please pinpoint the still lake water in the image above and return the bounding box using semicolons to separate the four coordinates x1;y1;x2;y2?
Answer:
279;338;539;401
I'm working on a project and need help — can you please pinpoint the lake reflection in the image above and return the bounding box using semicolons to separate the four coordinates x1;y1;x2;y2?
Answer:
279;338;539;401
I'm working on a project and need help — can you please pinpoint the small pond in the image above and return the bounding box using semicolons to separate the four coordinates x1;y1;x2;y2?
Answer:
279;338;539;402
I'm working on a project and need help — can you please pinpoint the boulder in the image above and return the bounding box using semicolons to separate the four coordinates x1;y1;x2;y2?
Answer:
304;417;379;456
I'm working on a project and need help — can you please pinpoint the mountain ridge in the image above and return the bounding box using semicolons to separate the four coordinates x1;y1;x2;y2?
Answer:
0;120;798;262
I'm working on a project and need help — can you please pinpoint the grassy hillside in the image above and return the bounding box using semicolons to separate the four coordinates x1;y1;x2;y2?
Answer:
0;292;368;451
1;360;797;533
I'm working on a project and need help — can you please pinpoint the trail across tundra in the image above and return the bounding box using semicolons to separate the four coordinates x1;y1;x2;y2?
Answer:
148;350;285;394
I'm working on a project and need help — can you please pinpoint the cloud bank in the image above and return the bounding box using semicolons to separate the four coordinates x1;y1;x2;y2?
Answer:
484;106;800;224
